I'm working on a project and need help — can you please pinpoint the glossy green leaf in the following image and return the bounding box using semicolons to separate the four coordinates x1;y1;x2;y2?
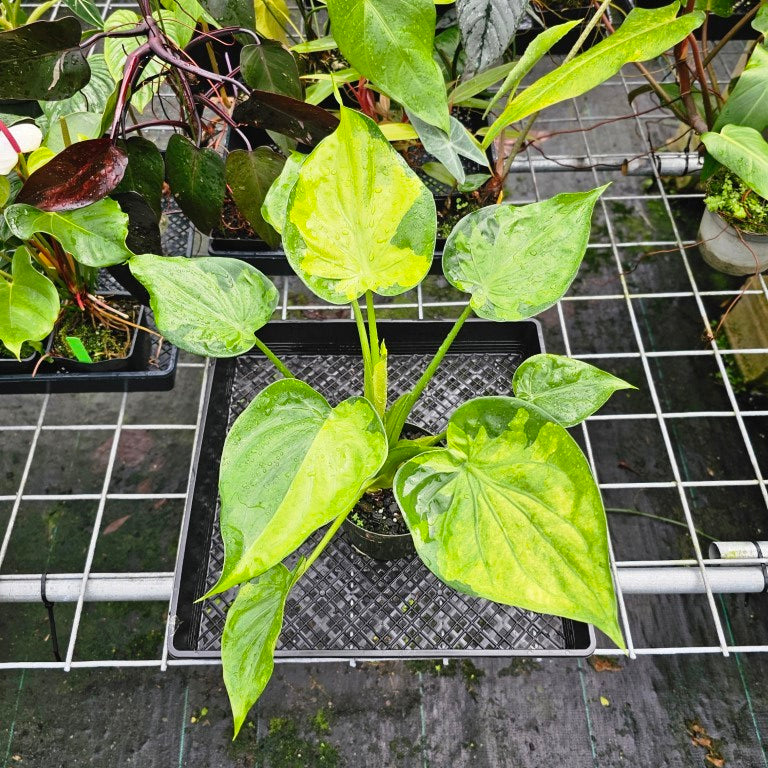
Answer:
456;0;530;75
226;148;286;248
0;177;10;208
433;25;463;80
483;3;704;148
261;151;306;234
200;0;254;27
422;161;456;188
393;396;624;647
712;45;768;133
128;255;278;357
283;108;436;304
165;134;226;233
694;0;733;16
482;20;579;118
222;564;293;738
62;0;105;29
701;125;768;200
291;35;338;53
43;113;103;154
206;379;388;597
457;173;491;192
513;354;635;427
406;112;488;185
449;60;517;104
326;0;450;132
754;2;768;35
113;137;165;219
4;198;132;267
442;186;607;320
0;18;91;101
241;40;301;99
0;246;59;358
161;0;217;27
39;55;115;130
104;10;194;113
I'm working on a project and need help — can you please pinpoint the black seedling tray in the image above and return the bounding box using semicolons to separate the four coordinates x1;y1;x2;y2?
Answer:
169;320;596;659
0;308;178;394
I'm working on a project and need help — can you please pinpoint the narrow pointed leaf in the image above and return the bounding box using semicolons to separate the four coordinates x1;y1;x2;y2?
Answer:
62;0;105;29
456;0;530;75
261;151;306;234
394;396;624;648
513;354;635;427
284;108;436;304
16;139;128;211
241;40;302;99
483;3;705;148
327;0;450;132
129;255;278;357
0;246;59;358
206;379;387;597
232;90;339;146
701;125;768;200
442;186;606;320
165;134;226;233
5;198;133;267
226;148;285;248
222;564;293;738
0;18;90;101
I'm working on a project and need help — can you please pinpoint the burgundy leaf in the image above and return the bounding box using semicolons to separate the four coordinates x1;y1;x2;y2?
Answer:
17;139;128;211
233;90;339;147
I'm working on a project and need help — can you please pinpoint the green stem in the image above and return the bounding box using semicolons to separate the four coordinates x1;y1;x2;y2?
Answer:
0;268;11;281
366;291;379;363
295;502;357;579
253;336;295;378
352;298;373;400
606;507;716;542
26;0;57;23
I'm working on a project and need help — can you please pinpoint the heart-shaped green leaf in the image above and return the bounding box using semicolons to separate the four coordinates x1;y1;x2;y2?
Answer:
165;134;226;234
0;246;59;358
4;198;132;267
283;107;436;304
128;255;278;357
701;126;768;200
222;564;293;738
327;0;450;132
241;40;301;99
442;187;606;320
206;379;387;597
513;354;635;427
225;148;286;248
394;396;624;647
261;151;306;235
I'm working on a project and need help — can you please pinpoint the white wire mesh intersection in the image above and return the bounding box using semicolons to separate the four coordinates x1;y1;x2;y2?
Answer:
0;20;766;664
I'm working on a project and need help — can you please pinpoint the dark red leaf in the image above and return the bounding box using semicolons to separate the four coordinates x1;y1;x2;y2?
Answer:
233;90;339;147
17;139;128;212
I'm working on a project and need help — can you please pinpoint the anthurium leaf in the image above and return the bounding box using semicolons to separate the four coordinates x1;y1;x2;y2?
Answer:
222;564;293;739
406;111;488;185
291;35;337;53
456;0;530;75
226;148;285;248
754;2;768;35
38;55;115;130
443;186;606;320
369;432;444;490
113;137;165;219
483;3;704;148
62;0;105;29
393;396;624;648
43;112;103;154
457;173;491;192
204;378;388;597
255;0;291;42
701;125;768;200
5;198;133;267
694;0;733;16
513;354;635;427
160;0;217;27
128;255;278;356
0;19;90;101
0;246;59;358
327;0;450;132
261;151;307;234
232;90;339;146
165;134;226;233
16;138;128;211
284;107;436;304
712;45;768;134
241;40;302;99
200;0;254;27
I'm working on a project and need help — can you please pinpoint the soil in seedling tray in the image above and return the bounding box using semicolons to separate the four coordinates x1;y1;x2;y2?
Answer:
350;489;408;535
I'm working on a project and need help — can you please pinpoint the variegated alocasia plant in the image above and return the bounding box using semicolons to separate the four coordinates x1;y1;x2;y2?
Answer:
152;106;635;737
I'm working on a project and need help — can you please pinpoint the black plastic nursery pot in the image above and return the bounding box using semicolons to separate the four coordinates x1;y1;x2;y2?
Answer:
0;300;178;395
169;319;596;659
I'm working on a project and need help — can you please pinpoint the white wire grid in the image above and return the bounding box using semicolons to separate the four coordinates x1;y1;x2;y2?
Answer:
0;8;766;665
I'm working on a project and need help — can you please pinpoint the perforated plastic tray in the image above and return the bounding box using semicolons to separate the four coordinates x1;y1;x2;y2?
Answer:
169;320;596;659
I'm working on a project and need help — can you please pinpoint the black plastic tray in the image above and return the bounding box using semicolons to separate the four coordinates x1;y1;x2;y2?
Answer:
169;319;596;659
0;308;178;394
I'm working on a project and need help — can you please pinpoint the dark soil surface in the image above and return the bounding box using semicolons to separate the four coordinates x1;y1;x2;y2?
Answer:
349;488;408;536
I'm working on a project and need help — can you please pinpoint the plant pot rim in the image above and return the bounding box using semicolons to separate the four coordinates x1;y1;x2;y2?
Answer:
705;207;768;241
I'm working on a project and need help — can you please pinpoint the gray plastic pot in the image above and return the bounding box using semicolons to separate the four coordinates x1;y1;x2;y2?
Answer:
698;208;768;276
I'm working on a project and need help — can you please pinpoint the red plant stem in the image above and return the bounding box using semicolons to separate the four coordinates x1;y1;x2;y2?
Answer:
194;94;252;150
688;33;714;128
123;119;193;136
674;35;708;134
109;41;152;139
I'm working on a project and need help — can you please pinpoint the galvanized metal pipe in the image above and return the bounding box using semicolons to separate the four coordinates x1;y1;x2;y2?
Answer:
0;573;174;602
504;152;703;176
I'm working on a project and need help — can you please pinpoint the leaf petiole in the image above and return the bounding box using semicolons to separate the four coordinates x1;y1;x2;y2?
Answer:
253;336;294;379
